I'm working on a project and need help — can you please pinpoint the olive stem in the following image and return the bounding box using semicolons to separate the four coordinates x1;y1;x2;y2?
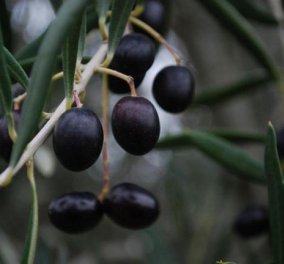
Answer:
99;73;110;202
13;92;27;111
6;112;17;143
73;90;83;108
96;66;137;96
131;3;144;17
0;44;108;187
25;158;39;264
129;16;182;65
52;71;64;81
99;17;109;41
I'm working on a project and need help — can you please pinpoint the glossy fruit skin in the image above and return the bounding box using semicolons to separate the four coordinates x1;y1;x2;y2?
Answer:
153;66;195;113
233;206;269;238
48;192;103;234
0;112;20;162
108;33;155;94
111;96;160;155
103;183;160;229
53;108;103;171
136;0;169;36
276;126;284;159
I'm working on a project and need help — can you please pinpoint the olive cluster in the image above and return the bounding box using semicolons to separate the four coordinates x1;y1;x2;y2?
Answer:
0;0;195;234
48;0;196;234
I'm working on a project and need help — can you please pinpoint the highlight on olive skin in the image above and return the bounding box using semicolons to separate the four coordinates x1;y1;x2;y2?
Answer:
48;192;103;234
153;65;195;113
103;183;160;229
53;108;103;171
111;96;160;155
108;33;155;94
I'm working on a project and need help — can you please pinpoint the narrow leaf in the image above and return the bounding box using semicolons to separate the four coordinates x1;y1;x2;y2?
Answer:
205;128;265;144
0;28;12;114
0;0;12;50
62;13;86;105
15;33;46;61
15;6;98;62
197;0;279;80
157;130;265;184
108;0;136;56
9;0;91;169
265;123;284;264
193;70;272;106
77;13;87;64
4;47;29;90
21;161;38;264
227;0;278;25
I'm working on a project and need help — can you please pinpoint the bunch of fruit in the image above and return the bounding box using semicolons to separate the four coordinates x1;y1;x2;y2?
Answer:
0;0;195;234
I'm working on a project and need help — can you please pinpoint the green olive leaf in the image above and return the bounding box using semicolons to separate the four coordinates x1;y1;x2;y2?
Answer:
265;123;284;264
15;33;46;62
193;69;272;106
0;28;12;114
0;0;12;50
9;0;91;169
4;47;29;90
227;0;278;25
108;0;136;56
203;128;265;144
198;0;279;80
157;130;265;184
62;11;86;104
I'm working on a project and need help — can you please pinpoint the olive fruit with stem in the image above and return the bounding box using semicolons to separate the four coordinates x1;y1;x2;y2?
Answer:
103;183;160;229
48;192;103;234
153;65;195;113
111;96;160;155
108;33;155;94
53;108;103;171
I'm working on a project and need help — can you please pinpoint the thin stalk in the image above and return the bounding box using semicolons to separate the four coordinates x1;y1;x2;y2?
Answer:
99;73;110;201
6;112;17;142
129;16;181;65
13;92;27;111
96;66;137;96
51;71;64;81
99;17;109;41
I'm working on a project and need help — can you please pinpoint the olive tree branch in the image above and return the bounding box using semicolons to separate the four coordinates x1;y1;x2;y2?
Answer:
0;43;108;187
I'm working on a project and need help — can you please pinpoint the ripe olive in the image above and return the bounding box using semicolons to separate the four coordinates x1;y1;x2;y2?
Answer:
53;108;103;171
111;96;160;155
108;33;155;94
153;65;195;113
136;0;169;36
103;183;160;229
233;205;269;238
48;192;103;234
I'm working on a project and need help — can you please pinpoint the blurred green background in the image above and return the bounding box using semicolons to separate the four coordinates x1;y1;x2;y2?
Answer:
0;0;283;263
